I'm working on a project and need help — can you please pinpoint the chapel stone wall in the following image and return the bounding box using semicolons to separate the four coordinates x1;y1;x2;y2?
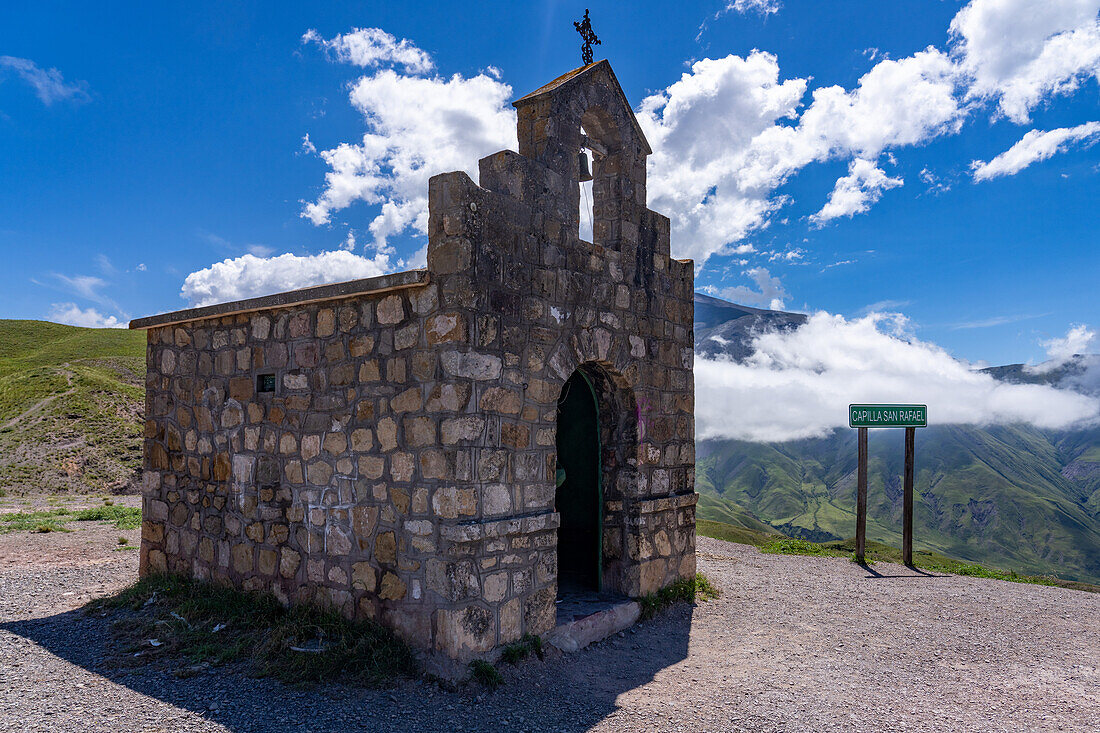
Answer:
137;60;697;661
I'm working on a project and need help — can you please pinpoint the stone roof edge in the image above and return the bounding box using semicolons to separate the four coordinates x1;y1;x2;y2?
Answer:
512;59;653;156
129;269;430;330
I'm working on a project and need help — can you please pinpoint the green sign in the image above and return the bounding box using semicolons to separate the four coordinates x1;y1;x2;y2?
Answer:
849;404;927;428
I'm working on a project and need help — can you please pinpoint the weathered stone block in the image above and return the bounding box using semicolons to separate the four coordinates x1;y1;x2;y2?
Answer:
478;387;522;415
440;415;484;444
390;453;415;484
379;571;407;600
377;417;398;452
352;562;377;592
231;544;253;574
377;294;405;325
435;604;494;656
441;350;502;380
323;432;347;455
375;531;396;565
426;313;465;344
426;383;471;412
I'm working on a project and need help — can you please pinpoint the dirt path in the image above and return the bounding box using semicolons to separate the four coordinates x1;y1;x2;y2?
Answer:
2;532;1098;732
0;369;74;431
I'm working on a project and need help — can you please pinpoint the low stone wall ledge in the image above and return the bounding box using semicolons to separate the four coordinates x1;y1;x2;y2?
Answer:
439;511;561;542
631;492;699;515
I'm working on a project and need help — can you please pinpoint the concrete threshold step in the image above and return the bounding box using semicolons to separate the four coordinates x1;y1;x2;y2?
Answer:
544;599;641;653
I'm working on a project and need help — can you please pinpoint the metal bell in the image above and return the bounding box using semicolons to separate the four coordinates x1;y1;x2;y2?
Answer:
578;150;593;182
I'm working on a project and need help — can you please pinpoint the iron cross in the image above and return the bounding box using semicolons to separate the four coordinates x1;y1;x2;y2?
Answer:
574;9;601;65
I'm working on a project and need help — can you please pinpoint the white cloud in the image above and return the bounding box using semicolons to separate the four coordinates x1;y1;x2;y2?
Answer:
48;303;125;329
0;56;89;105
971;121;1100;180
725;0;781;15
341;229;357;251
646;1;1100;265
95;254;116;275
639;47;961;266
715;267;788;309
950;0;1100;122
696;312;1100;442
301;33;516;249
949;313;1043;329
54;273;107;299
767;248;805;262
638;52;808;265
1027;323;1097;373
811;158;903;224
180;249;399;307
734;47;962;193
860;300;910;315
51;272;127;315
301;28;434;74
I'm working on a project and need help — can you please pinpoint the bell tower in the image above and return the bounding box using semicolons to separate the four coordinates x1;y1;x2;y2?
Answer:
512;61;653;252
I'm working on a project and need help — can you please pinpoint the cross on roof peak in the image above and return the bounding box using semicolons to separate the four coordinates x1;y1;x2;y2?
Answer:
573;9;601;66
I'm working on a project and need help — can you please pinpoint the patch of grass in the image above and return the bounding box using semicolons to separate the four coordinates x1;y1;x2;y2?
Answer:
0;508;73;533
696;519;779;547
824;538;1093;590
499;634;544;665
0;505;141;533
637;573;721;620
75;505;141;529
700;517;1100;594
469;659;503;690
759;537;849;558
87;574;416;686
693;573;721;602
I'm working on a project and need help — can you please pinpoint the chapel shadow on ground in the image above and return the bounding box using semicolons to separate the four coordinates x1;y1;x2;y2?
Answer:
857;561;943;579
3;599;694;732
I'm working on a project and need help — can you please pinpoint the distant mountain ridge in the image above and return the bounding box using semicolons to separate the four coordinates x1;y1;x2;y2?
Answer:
692;296;1100;583
693;292;806;360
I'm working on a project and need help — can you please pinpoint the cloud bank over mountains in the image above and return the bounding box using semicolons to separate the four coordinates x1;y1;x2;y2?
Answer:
695;315;1100;443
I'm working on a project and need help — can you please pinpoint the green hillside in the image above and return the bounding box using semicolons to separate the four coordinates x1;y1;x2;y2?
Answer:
697;424;1100;584
0;320;146;494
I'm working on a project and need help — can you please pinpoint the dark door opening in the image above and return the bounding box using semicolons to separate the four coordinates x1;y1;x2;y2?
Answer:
555;370;602;594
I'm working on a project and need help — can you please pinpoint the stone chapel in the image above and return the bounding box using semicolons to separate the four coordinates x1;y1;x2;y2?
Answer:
132;60;697;660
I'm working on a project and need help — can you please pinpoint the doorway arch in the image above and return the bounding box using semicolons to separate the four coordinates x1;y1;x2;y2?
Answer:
555;368;603;593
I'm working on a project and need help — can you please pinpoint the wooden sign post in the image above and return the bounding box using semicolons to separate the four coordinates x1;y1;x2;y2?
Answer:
849;404;927;565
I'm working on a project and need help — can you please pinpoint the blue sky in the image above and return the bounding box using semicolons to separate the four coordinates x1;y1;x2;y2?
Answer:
1;0;1098;369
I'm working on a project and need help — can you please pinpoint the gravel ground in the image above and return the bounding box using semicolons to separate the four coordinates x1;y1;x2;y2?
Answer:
2;529;1098;732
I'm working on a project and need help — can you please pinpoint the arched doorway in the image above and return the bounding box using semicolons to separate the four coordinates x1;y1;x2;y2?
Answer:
555;369;602;594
